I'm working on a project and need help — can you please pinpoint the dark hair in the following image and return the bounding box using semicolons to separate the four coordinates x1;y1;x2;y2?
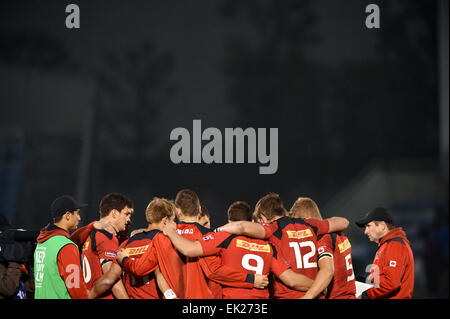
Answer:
373;220;396;231
99;193;134;218
254;193;287;221
175;189;201;217
200;205;210;219
228;201;252;222
53;211;76;223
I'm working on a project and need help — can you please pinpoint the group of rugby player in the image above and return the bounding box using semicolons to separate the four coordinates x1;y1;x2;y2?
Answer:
69;189;356;299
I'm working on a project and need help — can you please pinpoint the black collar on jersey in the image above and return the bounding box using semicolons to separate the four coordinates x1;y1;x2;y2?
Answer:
272;216;318;240
89;229;114;252
127;229;160;244
217;234;238;249
177;221;211;236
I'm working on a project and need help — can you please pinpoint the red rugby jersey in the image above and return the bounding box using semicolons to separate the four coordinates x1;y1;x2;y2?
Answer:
317;232;356;299
200;231;289;299
176;222;254;299
81;229;119;299
120;230;162;299
123;230;186;298
262;216;330;298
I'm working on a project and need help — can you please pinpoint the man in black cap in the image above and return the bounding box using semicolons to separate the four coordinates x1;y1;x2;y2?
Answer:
356;207;414;299
33;195;90;299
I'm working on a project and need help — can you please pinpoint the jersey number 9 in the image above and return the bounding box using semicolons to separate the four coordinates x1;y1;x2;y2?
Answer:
241;254;264;274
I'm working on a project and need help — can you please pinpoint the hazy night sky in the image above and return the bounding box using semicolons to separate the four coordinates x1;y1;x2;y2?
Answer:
1;0;379;134
1;0;442;229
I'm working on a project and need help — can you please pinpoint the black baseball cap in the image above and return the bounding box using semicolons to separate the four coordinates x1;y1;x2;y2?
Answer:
50;195;88;218
355;207;394;227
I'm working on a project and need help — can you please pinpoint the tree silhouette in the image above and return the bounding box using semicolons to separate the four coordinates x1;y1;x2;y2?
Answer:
220;0;439;202
96;42;175;159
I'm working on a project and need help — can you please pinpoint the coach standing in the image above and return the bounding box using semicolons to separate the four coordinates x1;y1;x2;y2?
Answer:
356;207;414;299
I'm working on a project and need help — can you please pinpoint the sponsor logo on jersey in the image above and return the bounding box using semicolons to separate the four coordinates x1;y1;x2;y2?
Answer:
202;234;214;241
389;260;397;267
105;251;117;258
236;239;271;253
176;228;194;235
126;245;149;256
82;241;89;251
286;229;313;239
338;238;351;253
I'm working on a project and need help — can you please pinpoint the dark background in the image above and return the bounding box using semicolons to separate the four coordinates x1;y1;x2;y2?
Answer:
0;0;448;298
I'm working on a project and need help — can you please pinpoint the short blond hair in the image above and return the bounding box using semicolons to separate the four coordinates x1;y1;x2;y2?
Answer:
252;210;262;223
290;197;322;220
146;197;177;224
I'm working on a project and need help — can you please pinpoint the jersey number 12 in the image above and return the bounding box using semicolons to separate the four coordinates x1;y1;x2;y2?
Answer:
289;241;317;269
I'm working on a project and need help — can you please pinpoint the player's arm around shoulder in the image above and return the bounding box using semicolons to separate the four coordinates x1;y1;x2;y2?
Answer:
163;220;204;257
325;217;349;234
215;221;266;239
70;222;95;247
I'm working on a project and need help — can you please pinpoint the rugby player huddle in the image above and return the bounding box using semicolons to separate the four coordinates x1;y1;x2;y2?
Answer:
38;190;356;299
